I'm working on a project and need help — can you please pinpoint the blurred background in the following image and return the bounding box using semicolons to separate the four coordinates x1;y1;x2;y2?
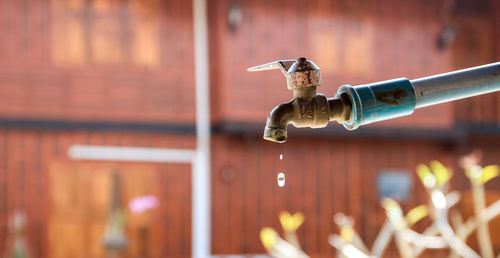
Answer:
0;0;499;257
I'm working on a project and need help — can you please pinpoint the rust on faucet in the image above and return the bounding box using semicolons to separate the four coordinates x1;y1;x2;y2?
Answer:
248;57;351;143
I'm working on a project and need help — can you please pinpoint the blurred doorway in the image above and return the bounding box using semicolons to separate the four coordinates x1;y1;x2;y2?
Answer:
48;162;191;258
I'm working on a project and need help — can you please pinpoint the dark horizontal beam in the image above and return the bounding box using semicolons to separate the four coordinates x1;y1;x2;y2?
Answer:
0;118;498;142
213;120;464;142
0;118;196;134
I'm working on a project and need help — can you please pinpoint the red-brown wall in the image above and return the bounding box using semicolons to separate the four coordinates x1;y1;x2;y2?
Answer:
0;0;499;257
210;135;457;256
0;129;195;257
0;0;196;124
208;0;462;129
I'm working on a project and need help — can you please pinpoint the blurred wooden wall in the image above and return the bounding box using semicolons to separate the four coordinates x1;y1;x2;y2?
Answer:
0;0;196;124
0;0;200;256
210;135;457;256
0;130;195;257
209;0;455;127
0;0;499;257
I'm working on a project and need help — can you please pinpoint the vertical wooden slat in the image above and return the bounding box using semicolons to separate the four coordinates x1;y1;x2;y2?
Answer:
184;162;193;256
302;140;319;253
360;141;377;244
284;140;305;242
241;138;262;253
6;131;20;211
211;136;229;253
372;139;387;243
258;140;277;242
0;130;6;256
317;140;334;256
406;141;419;211
273;141;289;223
226;137;244;253
347;142;361;231
160;163;180;255
22;132;37;257
332;140;347;220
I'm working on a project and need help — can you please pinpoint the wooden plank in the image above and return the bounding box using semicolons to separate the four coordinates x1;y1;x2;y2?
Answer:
183;162;192;256
405;141;419;226
156;163;170;257
6;130;23;211
302;140;319;253
347;142;361;230
257;140;278;245
332;140;347;221
283;139;304;242
21;132;43;257
226;137;245;253
373;140;388;243
211;136;229;253
165;163;187;255
360;141;378;245
317;140;334;256
241;137;262;253
271;140;288;239
0;130;6;256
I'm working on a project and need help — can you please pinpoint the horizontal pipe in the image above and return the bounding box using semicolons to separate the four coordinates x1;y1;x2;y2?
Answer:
411;62;500;108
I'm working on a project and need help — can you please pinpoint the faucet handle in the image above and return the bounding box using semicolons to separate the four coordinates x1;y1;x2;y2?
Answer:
247;60;296;75
248;57;322;90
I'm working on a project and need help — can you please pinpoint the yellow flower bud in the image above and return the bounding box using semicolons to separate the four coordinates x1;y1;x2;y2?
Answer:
279;212;304;232
260;227;278;250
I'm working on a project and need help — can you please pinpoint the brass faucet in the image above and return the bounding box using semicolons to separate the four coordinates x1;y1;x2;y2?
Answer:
249;58;500;143
248;57;351;142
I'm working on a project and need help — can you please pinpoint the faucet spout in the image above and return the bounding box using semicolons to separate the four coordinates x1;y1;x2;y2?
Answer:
263;94;352;143
263;101;295;143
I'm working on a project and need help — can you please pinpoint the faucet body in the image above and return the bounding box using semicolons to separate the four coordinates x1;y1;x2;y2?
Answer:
248;58;500;142
249;57;351;142
264;87;351;142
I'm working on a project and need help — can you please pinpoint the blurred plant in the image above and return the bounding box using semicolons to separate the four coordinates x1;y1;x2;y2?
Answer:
4;210;30;258
101;172;128;258
260;153;500;258
260;212;308;258
458;150;497;258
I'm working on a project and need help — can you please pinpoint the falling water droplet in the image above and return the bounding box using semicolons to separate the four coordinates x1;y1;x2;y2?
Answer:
277;172;285;187
279;154;283;160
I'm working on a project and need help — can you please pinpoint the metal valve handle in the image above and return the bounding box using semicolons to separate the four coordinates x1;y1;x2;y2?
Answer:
248;57;322;90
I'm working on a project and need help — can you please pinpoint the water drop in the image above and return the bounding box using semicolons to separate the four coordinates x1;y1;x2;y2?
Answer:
279;154;283;160
277;172;285;187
